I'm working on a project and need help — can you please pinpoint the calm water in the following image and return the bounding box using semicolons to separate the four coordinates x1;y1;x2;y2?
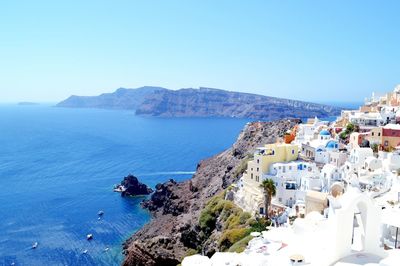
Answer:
0;105;249;266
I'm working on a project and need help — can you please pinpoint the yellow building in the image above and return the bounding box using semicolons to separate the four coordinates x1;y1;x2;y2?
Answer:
246;143;299;185
237;143;299;215
366;127;382;146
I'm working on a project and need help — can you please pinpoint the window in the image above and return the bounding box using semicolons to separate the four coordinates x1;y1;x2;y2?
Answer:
292;149;295;154
251;173;253;179
384;140;389;147
260;207;264;214
257;167;259;172
256;176;259;182
257;159;260;163
372;132;375;136
378;132;381;137
289;166;292;170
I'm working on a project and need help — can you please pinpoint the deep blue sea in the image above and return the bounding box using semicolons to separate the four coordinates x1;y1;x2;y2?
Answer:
0;105;249;266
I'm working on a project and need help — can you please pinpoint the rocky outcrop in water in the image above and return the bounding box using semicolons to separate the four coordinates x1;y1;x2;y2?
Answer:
120;174;153;197
122;119;301;266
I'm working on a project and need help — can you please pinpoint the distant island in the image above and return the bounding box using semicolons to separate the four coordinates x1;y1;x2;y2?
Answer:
18;102;39;106
57;86;342;120
57;86;166;110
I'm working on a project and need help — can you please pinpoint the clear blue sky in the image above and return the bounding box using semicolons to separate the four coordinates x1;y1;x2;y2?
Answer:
1;0;399;103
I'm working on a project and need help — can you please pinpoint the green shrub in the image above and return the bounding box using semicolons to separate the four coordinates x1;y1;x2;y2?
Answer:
199;193;240;234
239;212;251;224
249;217;271;232
198;190;258;253
218;228;251;251
228;235;253;253
199;210;216;233
185;248;199;257
346;123;354;132
371;143;379;153
225;213;240;229
339;131;347;140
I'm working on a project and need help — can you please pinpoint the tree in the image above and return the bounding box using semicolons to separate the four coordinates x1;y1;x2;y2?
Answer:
260;179;276;219
346;123;355;133
371;143;379;153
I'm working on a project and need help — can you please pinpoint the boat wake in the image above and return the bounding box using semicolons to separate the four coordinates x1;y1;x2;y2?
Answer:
140;171;195;176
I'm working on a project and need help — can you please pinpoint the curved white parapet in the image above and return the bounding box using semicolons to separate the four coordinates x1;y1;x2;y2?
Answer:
181;254;212;266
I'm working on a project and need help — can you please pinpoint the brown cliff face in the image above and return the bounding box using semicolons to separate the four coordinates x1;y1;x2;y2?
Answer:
122;119;301;266
135;88;341;119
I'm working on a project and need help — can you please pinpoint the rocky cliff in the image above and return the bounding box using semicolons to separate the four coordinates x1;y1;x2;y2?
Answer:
135;87;341;119
57;86;341;120
122;119;300;266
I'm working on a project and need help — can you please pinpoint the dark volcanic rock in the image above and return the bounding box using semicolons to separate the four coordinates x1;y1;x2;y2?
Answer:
122;119;301;265
121;174;153;197
141;179;185;216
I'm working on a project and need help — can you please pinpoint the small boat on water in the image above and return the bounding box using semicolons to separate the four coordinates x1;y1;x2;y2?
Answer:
86;234;93;240
83;249;88;254
98;210;104;216
32;242;38;249
113;185;126;193
104;247;109;252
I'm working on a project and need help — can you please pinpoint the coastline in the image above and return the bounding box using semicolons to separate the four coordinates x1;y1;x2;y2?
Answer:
121;119;301;265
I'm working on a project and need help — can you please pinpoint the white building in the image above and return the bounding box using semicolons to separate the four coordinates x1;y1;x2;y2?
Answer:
380;106;397;124
343;147;374;176
379;150;400;172
265;161;320;207
301;130;339;164
328;150;348;167
184;187;400;266
321;164;344;192
293;117;328;145
348;111;384;127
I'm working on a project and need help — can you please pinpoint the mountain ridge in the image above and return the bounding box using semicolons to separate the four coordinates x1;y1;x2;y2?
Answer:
57;86;342;119
56;86;167;110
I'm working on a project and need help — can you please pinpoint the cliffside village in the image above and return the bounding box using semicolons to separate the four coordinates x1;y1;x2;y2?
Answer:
183;86;400;265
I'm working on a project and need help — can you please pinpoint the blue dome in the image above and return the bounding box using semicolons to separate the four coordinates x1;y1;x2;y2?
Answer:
319;130;330;136
326;140;338;149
